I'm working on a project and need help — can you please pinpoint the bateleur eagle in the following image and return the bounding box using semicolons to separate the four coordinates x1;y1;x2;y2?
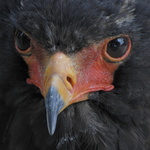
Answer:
0;0;150;150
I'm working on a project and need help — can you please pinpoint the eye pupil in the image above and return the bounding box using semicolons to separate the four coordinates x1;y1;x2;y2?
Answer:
107;37;128;58
15;30;30;51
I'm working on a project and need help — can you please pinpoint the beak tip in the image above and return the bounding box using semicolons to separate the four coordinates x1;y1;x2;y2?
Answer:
45;86;65;136
48;129;55;136
47;117;57;136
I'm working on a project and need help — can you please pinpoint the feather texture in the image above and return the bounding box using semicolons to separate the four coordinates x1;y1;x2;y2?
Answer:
0;0;150;150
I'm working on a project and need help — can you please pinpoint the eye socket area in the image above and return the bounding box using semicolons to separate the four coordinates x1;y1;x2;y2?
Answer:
15;30;31;56
103;35;131;62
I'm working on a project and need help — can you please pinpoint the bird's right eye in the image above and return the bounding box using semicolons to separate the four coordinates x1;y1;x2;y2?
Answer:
102;35;131;62
15;30;31;52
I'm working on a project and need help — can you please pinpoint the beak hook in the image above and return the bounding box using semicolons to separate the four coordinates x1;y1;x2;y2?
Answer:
45;86;64;135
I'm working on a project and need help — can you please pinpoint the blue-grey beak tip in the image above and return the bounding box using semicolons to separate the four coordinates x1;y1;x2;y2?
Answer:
45;86;64;135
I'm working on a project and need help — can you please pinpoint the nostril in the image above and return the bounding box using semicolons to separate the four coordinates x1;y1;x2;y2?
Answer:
66;76;74;88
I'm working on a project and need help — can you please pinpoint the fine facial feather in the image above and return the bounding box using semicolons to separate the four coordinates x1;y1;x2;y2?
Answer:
9;0;138;53
0;0;150;150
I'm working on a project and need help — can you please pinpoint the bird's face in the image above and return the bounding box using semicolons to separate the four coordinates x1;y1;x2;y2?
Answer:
15;31;132;134
13;0;134;135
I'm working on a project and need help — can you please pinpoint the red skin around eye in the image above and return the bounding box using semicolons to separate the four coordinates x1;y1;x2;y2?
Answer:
24;35;131;106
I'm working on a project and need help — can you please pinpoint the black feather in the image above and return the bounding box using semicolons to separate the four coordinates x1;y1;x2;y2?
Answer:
0;0;150;150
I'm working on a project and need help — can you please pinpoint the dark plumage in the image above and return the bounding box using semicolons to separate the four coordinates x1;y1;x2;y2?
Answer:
0;0;150;150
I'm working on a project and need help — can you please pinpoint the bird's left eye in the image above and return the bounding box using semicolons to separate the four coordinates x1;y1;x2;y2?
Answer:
15;30;31;53
107;37;128;58
103;35;131;62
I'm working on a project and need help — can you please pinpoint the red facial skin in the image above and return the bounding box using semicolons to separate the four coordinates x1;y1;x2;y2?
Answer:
15;35;131;109
70;44;116;103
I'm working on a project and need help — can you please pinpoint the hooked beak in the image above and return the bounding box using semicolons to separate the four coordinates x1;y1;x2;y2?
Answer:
45;86;64;135
43;53;88;135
